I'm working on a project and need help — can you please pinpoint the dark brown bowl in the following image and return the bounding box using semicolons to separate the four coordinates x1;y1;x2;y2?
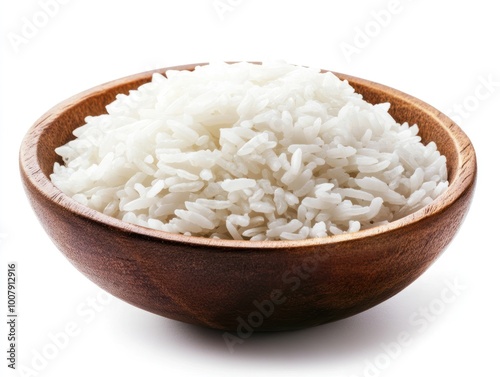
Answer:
19;63;476;331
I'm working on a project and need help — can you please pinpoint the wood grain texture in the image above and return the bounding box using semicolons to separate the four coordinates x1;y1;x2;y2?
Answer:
19;64;477;331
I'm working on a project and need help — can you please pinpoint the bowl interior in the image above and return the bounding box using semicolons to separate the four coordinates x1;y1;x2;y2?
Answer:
27;63;474;247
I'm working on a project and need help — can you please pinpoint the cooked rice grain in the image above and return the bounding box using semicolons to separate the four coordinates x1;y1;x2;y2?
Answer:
51;61;448;240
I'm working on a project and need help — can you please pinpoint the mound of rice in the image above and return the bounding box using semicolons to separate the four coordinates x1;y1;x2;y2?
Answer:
51;61;448;240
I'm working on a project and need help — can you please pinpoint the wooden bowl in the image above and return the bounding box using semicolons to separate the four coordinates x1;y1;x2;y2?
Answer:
19;63;477;331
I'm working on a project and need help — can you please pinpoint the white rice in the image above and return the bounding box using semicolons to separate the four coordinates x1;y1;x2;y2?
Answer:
51;61;449;240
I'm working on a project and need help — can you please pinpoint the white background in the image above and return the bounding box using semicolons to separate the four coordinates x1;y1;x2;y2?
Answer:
1;1;498;376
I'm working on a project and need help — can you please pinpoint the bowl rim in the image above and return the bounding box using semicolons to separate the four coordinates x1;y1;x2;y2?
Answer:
19;62;477;250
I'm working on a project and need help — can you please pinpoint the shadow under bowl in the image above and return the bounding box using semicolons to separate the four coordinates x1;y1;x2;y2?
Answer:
19;63;477;331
